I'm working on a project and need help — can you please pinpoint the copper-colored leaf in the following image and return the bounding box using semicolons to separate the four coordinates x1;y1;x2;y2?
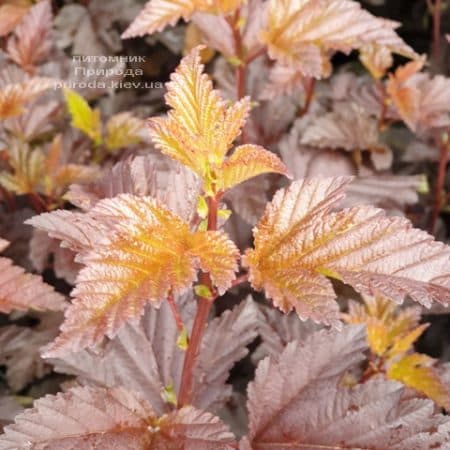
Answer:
26;210;103;254
149;47;250;184
104;112;146;152
0;239;66;314
0;386;237;449
0;317;60;392
122;0;242;38
261;0;417;79
193;297;261;411
0;4;30;37
360;42;394;79
53;296;260;414
149;48;287;194
260;64;306;100
244;325;450;449
29;230;81;284
65;154;200;221
387;58;450;134
43;194;238;357
6;0;52;71
0;71;54;119
301;102;389;155
255;304;320;360
243;177;450;327
219;144;289;191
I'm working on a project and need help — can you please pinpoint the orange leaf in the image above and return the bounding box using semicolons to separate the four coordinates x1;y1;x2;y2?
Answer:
149;47;287;194
244;177;450;326
261;0;418;79
0;4;29;37
0;75;54;119
122;0;242;38
43;194;238;356
219;144;289;191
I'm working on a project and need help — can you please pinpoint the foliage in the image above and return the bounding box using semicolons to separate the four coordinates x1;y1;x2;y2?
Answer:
343;296;450;410
1;0;450;448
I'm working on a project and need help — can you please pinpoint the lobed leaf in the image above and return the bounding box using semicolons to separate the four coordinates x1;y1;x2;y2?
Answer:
0;317;60;392
260;64;306;100
255;304;320;360
0;239;66;314
246;326;367;441
149;47;249;174
52;296;261;414
388;353;450;411
50;298;193;416
122;0;242;38
42;194;238;357
244;325;450;449
65;154;201;221
0;72;54;119
104;112;146;152
344;175;424;211
219;144;289;192
149;47;286;193
0;4;30;37
244;177;450;327
6;0;52;71
0;386;237;449
343;296;450;410
301;102;389;155
342;297;424;358
387;58;450;134
192;297;262;411
261;0;418;79
26;209;104;254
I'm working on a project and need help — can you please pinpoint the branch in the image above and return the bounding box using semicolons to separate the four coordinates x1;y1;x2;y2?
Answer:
429;133;449;233
231;272;249;288
432;0;442;63
297;78;316;117
178;195;219;407
167;291;185;333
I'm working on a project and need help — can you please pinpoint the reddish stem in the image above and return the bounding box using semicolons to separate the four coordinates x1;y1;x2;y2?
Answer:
236;65;246;100
245;46;266;64
178;195;219;407
27;192;47;213
360;358;385;384
297;78;316;117
167;291;184;332
229;10;247;101
432;0;442;64
376;80;388;131
231;273;249;288
227;9;252;145
430;136;449;233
